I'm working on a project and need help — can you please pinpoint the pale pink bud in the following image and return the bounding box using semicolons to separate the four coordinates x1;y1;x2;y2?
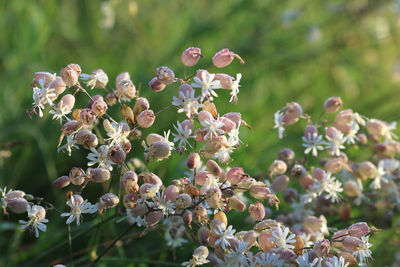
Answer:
146;211;163;226
67;63;82;76
53;176;71;188
79;108;97;125
223;112;241;127
90;168;111;183
116;79;136;99
194;171;210;186
278;148;295;164
198;110;214;124
358;161;377;178
205;188;223;209
156;66;175;85
268;160;287;177
198;227;211;243
61;65;79;87
187;153;201;169
213;73;233;89
74;129;98;149
49;77;67;96
226;167;245;185
299;173;314;190
179;83;194;96
123;193;138;209
175;193;192;209
248;201;265;221
33;72;56;87
334;109;354;134
183;210;193;225
357;133;368;144
137;110;155;128
348;222;370;237
249;185;272;199
149;141;171;159
141;172;163;187
148;77;166;92
121;171;138;193
325;158;344;174
272;175;290;193
286;102;303;118
181;47;202;66
98;193;119;210
324;96;343;113
7;197;28;214
206;160;221;176
304;125;318;137
313;239;330;257
69;167;85;185
342;236;363;251
258;232;275;251
146;133;166;145
312;168;325;180
108;145;126;164
116;72;130;86
228;196;246;211
366;119;387;137
91;98;108;116
5;190;25;200
164;185;179;202
283;188;298;203
219;117;235;133
282;113;299;126
61;120;83;135
343;181;360;197
212;48;244;68
325;126;341;139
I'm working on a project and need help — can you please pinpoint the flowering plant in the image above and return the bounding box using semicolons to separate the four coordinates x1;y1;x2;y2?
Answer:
2;46;398;266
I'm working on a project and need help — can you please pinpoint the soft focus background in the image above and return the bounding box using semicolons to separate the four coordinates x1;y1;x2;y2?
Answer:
1;0;400;266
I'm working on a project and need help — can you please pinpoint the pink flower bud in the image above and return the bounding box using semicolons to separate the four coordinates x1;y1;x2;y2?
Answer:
206;160;222;176
49;77;66;96
342;236;363;251
212;48;245;68
357;133;368;144
79;108;97;125
178;83;194;97
313;239;330;257
108;145;126;164
228;196;246;211
219;117;236;133
325;158;344;174
121;171;138;192
164;185;179;202
282;113;299;126
272;175;290;193
116;79;136;100
324;96;343;113
175;193;192;209
213;73;233;89
137;110;155;128
148;141;171;160
146;133;167;145
348;222;370;237
61;65;79;87
145;211;163;226
91;99;108;116
181;47;202;66
367;119;387;137
183;210;193;225
116;72;130;87
141;172;163;187
74;129;98;149
194;171;211;186
156;66;175;85
358;161;377;178
222;112;241;127
226;167;245;185
334;109;354;134
249;185;272;199
286;102;303;118
325;126;341;139
90;168;111;183
312;168;325;180
133;97;150;115
32;205;46;220
6;197;28;214
53;176;71;188
5;190;25;200
187;153;201;169
278;148;295;164
148;77;166;92
198;110;214;124
123;193;138;209
69;167;85;185
61;120;83;135
248;201;265;221
98;193;119;210
268;160;287;177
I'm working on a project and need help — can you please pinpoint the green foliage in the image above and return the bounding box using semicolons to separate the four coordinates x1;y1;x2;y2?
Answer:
0;0;399;266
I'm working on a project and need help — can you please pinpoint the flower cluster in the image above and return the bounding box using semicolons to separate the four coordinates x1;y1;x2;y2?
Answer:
1;47;392;266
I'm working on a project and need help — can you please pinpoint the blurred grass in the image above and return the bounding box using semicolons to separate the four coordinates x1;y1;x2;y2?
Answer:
1;0;400;266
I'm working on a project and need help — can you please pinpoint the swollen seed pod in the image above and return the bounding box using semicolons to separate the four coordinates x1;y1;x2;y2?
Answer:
293;235;304;255
248;201;265;221
59;94;75;112
206;160;221;176
33;72;56;88
156;66;175;85
145;211;163;226
69;167;85;185
212;48;244;68
348;222;370;237
98;193;119;210
90;168;111;183
137;110;155;128
5;190;25;200
205;188;223;209
91;69;109;89
338;252;357;266
148;141;171;160
250;185;272;199
325;158;344;174
366;119;387;137
343;181;360;197
243;230;257;249
6;197;28;214
105;93;117;106
342;236;363;251
324;96;343;113
214;211;228;227
198;227;211;244
187;153;201;169
88;95;104;109
53;176;71;188
258;233;275;251
290;164;307;179
141;172;163;187
61;65;79;87
181;47;202;66
79;108;97;125
121;171;138;192
219;117;235;133
283;188;298;203
108;145;126;164
286;102;303;118
148;77;166;92
358;161;377;179
130;203;148;217
67;63;82;76
74;129;98;149
213;73;233;89
183;210;193;225
133;97;150;117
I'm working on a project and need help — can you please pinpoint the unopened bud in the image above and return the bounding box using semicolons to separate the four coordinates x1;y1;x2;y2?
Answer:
90;168;111;183
268;160;287;177
98;193;119;210
7;197;28;214
248;201;265;221
164;185;179;202
187;153;201;169
206;160;221;176
156;66;175;85
342;236;363;251
313;239;330;257
249;185;271;199
69;167;85;185
325;158;344;174
137;110;155;128
181;47;202;66
148;77;166;92
348;222;370;237
145;210;163;226
212;48;244;68
59;94;75;112
324;96;343;113
278;148;295;164
272;175;289;193
148;141;171;160
108;145;126;164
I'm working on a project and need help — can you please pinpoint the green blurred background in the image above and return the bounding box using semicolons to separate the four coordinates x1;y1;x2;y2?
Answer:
1;0;400;266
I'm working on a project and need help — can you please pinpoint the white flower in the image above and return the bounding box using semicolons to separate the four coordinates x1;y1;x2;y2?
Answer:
385;121;398;140
0;186;11;211
182;246;210;267
125;209;146;227
87;145;114;171
214;224;236;249
154;192;175;216
191;72;222;101
223;240;248;266
80;71;108;89
325;256;349;267
49;100;72;124
310;172;343;203
58;135;79;156
343;121;359;145
269;227;296;249
200;175;219;195
256;251;284;267
32;78;57;117
302;132;325;157
227;124;242;147
353;235;373;266
230;73;242;103
61;195;97;225
172;121;193;148
19;205;48;238
325;130;346;156
200;117;225;140
213;144;234;164
273;110;285;139
165;231;187;248
172;89;203;119
163;130;175;149
105;122;130;146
